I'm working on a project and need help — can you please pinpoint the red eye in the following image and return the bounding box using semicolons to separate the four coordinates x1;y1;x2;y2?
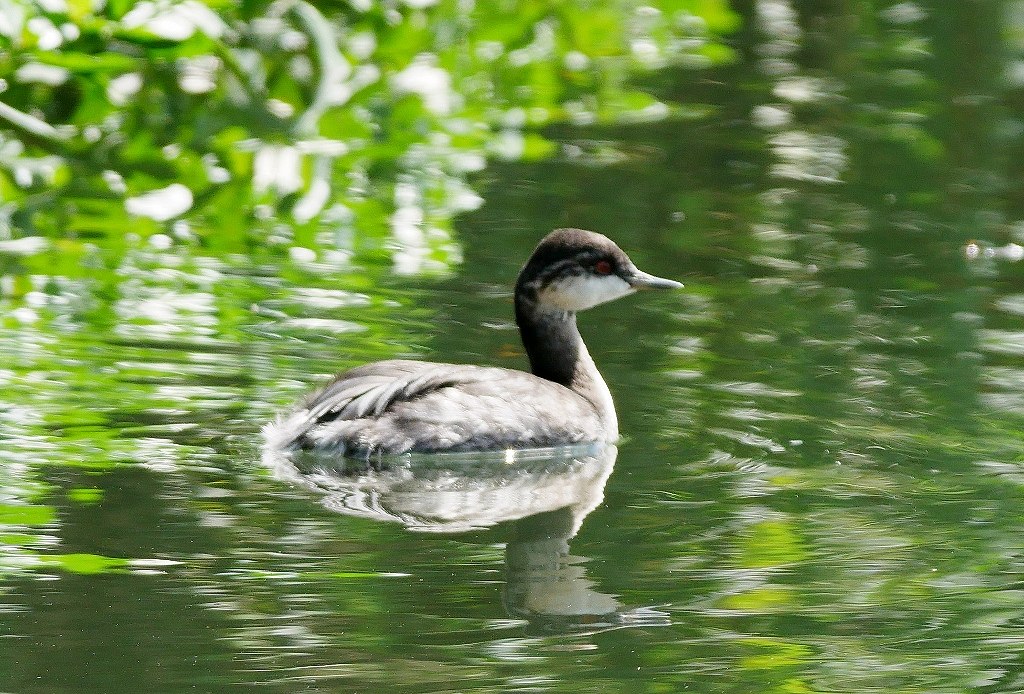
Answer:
594;260;613;275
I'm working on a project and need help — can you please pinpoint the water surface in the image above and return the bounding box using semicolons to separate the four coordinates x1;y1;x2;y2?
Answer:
5;2;1024;693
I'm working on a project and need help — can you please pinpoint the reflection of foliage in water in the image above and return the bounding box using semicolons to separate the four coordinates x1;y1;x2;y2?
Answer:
0;0;738;271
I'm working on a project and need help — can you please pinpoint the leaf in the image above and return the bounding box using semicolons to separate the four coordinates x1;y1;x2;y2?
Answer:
35;51;139;74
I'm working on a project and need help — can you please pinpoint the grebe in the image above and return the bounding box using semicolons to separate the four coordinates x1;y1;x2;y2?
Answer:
265;228;681;455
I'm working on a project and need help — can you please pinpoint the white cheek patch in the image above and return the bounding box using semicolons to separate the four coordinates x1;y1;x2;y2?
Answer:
539;274;633;311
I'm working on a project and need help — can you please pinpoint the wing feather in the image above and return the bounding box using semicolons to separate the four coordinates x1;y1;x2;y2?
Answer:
305;360;499;422
273;359;608;454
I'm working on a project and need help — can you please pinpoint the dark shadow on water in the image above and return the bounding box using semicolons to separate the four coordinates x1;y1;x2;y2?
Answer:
263;442;669;635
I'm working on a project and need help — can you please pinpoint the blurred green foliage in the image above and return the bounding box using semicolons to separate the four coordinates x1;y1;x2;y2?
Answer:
0;0;738;266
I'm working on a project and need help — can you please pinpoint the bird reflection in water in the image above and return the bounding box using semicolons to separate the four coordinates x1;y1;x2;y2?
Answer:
262;443;669;634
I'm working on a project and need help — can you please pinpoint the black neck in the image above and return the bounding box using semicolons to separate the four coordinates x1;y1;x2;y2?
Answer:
513;288;618;436
515;295;581;387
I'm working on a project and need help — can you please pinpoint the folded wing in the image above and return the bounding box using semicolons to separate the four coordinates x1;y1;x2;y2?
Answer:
268;360;605;454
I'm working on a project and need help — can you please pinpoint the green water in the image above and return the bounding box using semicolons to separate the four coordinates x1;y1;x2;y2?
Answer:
5;2;1024;692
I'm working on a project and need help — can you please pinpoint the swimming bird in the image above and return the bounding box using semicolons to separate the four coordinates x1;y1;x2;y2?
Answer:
265;228;682;456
